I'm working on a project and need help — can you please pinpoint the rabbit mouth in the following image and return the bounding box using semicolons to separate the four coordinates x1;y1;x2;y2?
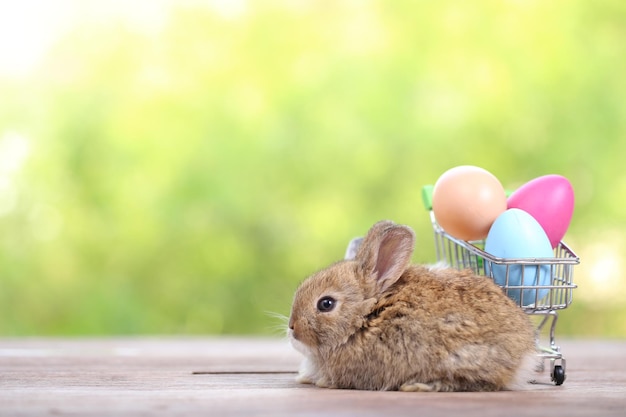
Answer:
289;330;313;355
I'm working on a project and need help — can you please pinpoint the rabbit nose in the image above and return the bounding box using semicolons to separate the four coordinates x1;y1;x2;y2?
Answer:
288;317;295;330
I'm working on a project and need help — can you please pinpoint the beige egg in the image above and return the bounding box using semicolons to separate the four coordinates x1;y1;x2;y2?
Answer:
432;165;507;241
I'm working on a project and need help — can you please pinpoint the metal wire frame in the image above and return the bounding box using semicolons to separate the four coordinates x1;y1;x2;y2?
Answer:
428;210;580;384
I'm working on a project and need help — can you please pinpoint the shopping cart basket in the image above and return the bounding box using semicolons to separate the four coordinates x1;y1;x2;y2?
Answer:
421;185;579;385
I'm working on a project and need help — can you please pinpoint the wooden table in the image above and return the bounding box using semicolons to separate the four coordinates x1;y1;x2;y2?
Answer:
1;337;625;416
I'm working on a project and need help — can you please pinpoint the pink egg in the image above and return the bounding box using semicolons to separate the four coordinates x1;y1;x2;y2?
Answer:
507;175;574;248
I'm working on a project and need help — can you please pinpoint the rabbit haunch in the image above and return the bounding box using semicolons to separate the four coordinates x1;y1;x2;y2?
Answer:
288;220;536;392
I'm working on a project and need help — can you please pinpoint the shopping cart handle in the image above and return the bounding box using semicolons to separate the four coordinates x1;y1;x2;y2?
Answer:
421;184;514;212
422;185;434;211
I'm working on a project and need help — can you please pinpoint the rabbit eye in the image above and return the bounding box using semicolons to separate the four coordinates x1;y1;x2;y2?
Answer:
316;296;336;313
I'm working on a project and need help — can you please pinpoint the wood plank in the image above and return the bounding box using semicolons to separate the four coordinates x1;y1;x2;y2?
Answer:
0;337;625;416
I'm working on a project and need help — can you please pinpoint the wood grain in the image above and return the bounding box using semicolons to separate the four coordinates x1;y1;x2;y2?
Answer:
1;337;625;416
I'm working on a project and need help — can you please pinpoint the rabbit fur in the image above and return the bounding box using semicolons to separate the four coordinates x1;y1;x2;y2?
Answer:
288;220;536;392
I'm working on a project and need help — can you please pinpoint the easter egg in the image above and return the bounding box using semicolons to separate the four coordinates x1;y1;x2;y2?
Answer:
485;209;554;305
507;174;574;248
432;165;507;241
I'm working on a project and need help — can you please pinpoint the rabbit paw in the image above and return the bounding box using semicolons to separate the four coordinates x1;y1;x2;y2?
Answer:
400;380;452;392
315;377;337;389
295;357;319;385
295;373;314;384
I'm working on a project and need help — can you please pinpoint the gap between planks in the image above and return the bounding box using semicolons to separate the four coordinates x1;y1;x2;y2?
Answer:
192;371;297;375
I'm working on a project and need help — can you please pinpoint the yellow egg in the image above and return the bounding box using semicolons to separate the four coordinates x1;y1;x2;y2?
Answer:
432;165;507;241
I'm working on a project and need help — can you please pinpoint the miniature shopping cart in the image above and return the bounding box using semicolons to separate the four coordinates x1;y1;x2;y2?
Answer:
421;185;579;385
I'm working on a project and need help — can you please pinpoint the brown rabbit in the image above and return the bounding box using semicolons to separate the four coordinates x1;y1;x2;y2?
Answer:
288;220;536;392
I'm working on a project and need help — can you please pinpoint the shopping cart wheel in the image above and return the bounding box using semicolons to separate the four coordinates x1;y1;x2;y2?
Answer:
552;365;565;385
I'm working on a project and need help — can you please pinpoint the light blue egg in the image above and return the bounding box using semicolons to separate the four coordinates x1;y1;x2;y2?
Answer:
485;208;554;306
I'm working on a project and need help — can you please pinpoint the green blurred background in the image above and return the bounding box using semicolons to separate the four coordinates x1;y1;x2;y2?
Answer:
1;0;625;337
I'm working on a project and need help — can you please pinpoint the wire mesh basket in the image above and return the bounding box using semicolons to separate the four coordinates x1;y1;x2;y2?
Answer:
422;185;580;385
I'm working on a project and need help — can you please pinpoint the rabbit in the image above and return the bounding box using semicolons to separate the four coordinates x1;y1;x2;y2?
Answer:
288;220;536;392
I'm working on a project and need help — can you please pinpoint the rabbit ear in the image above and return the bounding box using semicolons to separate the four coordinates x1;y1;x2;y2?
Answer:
356;221;416;293
344;237;364;260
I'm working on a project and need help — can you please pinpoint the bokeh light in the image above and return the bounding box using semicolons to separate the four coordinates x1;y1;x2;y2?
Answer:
1;0;625;336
